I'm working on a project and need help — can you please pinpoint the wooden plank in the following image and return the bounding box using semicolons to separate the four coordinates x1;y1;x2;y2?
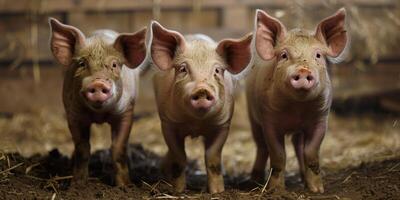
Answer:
0;13;63;64
223;5;250;31
332;63;400;100
69;12;132;34
0;0;397;13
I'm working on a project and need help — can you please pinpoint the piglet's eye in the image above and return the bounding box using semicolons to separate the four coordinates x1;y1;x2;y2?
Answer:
111;60;119;68
178;63;187;73
78;60;86;67
316;53;321;58
280;51;288;60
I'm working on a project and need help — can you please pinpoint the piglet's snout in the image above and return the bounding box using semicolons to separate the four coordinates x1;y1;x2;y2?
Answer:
190;87;216;111
84;80;112;104
290;66;316;90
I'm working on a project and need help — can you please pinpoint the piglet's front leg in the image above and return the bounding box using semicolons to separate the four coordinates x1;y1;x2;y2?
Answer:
110;107;134;186
263;122;286;191
204;126;229;194
303;119;326;193
160;122;187;193
69;120;91;186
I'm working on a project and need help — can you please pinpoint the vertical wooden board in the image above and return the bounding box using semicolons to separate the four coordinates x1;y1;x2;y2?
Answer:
0;13;63;62
132;11;153;31
69;12;132;35
223;6;250;31
132;9;219;35
0;15;28;61
157;10;186;31
184;9;220;31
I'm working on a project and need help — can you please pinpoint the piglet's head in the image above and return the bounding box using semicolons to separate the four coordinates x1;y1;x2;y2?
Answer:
150;21;252;118
49;18;147;112
254;8;348;101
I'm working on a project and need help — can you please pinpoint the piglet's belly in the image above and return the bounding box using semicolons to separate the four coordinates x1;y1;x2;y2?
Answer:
265;113;319;133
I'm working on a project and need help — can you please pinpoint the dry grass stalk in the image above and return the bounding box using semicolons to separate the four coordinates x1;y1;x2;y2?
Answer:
258;168;273;199
51;193;57;200
389;162;400;171
25;162;40;174
342;171;356;184
0;162;23;175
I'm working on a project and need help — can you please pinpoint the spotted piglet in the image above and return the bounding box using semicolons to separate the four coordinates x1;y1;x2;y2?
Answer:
246;9;349;193
148;21;252;193
49;18;148;186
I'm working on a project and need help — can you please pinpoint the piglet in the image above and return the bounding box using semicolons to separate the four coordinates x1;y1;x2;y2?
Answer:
246;8;349;193
49;18;148;186
148;21;252;193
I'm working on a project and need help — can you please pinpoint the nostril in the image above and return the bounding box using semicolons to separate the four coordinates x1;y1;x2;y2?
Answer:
89;88;96;93
206;95;214;101
102;88;109;94
293;75;300;81
306;75;313;81
192;95;199;101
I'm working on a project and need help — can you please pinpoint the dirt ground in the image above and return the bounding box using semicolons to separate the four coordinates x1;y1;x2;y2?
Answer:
0;67;399;199
1;145;400;200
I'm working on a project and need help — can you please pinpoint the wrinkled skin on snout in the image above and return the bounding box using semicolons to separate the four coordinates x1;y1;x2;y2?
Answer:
149;21;252;194
49;18;147;186
246;8;348;193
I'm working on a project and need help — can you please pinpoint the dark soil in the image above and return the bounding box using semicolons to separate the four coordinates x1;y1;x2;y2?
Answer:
1;144;399;200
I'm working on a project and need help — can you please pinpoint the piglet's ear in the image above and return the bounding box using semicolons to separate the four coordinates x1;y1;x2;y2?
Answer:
49;18;85;66
315;8;348;59
114;27;147;69
216;33;253;74
149;21;186;71
255;9;286;61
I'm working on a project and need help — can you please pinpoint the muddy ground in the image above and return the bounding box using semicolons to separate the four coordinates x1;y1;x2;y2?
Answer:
0;67;399;199
1;145;400;200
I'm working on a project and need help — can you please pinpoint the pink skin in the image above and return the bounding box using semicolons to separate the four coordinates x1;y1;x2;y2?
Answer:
84;80;113;104
190;85;216;112
290;67;316;90
149;21;252;194
49;18;147;186
247;8;348;193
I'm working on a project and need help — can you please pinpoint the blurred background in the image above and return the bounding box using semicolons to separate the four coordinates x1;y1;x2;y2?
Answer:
0;0;399;176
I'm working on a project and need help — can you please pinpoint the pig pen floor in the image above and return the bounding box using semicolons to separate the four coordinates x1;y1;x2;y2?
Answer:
1;146;400;200
0;67;399;199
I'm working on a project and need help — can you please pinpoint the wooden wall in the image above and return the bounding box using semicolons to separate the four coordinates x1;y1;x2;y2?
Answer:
0;0;398;65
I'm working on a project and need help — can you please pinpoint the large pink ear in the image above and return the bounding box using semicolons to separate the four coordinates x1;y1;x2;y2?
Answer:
49;18;85;66
114;27;147;69
149;21;186;71
315;8;348;58
216;33;252;74
255;9;286;61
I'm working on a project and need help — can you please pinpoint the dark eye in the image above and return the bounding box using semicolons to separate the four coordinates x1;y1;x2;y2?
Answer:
215;66;224;75
178;63;187;73
280;51;288;60
316;53;321;59
111;60;119;68
78;60;86;67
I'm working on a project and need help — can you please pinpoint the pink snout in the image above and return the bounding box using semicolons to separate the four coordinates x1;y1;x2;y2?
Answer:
290;67;316;90
84;80;112;104
190;88;216;111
